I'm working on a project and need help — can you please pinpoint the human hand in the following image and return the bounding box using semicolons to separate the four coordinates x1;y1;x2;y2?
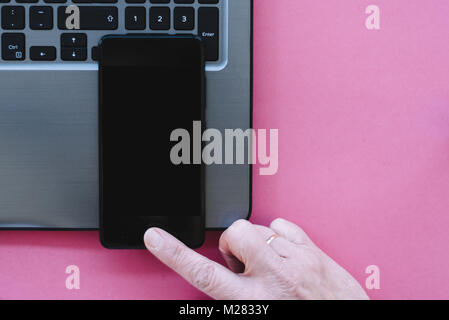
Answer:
144;218;369;300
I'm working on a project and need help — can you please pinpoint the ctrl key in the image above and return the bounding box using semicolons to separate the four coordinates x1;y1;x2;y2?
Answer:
2;33;25;61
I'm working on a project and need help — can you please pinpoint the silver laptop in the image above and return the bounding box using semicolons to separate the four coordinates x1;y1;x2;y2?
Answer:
0;0;252;229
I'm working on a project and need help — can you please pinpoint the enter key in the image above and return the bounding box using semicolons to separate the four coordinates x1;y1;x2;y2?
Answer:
198;7;219;61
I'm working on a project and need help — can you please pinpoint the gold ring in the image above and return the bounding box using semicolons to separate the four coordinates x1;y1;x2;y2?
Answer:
266;234;279;245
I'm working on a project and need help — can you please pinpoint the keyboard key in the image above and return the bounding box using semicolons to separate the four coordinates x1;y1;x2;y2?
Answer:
1;33;25;60
149;7;170;30
198;7;219;61
58;6;118;30
1;6;25;30
91;46;99;61
150;0;169;3
174;0;194;3
30;6;53;30
61;33;87;47
30;46;56;60
174;7;194;30
61;47;87;61
199;0;219;3
125;7;146;30
71;0;118;2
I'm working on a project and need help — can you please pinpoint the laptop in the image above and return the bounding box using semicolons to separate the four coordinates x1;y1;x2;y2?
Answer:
0;0;252;229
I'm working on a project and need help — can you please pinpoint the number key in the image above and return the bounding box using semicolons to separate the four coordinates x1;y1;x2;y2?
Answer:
174;7;194;30
149;7;170;30
125;7;146;30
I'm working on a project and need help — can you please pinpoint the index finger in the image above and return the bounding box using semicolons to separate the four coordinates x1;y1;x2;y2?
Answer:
144;227;249;300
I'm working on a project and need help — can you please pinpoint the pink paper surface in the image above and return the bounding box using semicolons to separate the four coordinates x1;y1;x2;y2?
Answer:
1;0;449;299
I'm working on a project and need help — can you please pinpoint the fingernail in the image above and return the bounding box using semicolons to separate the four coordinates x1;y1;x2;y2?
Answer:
144;228;163;251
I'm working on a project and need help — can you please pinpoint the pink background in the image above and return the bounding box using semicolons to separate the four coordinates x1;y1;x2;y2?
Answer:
1;0;449;299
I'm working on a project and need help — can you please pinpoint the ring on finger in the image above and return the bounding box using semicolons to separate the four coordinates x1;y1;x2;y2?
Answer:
266;234;279;245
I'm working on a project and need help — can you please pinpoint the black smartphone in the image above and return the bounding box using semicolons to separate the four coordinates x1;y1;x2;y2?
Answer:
99;35;205;249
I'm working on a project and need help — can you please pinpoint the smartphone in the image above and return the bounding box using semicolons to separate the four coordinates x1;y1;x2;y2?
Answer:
99;35;205;249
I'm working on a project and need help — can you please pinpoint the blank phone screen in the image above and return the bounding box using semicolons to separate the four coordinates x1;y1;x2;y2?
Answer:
99;36;205;248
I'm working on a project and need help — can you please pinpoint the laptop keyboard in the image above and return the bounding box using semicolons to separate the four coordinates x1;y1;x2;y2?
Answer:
0;0;226;70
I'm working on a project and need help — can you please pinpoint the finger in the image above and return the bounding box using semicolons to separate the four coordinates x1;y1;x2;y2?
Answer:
144;227;249;300
219;247;245;273
218;220;281;273
270;218;313;246
220;224;295;271
253;225;298;258
220;224;280;272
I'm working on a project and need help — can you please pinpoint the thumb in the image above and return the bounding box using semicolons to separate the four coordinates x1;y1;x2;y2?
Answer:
144;228;250;300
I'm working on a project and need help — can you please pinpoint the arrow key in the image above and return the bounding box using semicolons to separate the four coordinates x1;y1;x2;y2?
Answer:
61;33;87;47
61;47;87;61
30;46;56;61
